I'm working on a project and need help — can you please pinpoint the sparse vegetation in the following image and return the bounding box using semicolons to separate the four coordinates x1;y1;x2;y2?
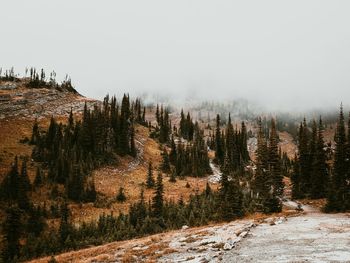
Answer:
1;71;349;262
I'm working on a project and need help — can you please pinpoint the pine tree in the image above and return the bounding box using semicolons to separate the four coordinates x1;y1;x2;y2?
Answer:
146;162;155;188
347;112;350;209
220;156;243;220
268;119;283;199
119;94;131;155
253;118;281;213
326;105;348;211
205;182;212;197
215;114;224;165
169;135;177;164
156;104;160;124
240;121;250;162
1;157;19;201
20;159;31;192
152;172;164;218
225;113;235;171
116;187;127;202
30;119;40;144
253;118;269;205
34;166;43;187
310;117;328;199
59;201;71;244
3;206;22;262
169;169;176;182
299;119;311;198
291;153;301;199
17;173;30;211
179;109;186;138
130;124;137;157
161;149;171;173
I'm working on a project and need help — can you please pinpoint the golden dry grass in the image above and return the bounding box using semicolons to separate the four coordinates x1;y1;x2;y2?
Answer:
0;118;35;179
0;112;219;227
278;131;297;159
71;124;219;222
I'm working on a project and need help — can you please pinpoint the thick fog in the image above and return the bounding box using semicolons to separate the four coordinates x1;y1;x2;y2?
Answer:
1;1;350;111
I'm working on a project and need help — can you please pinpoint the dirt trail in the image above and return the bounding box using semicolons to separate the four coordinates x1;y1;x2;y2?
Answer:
222;202;350;263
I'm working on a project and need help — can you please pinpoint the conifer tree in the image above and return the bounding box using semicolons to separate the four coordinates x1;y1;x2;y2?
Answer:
161;149;171;173
156;104;160;124
130;125;137;157
268;119;283;198
169;135;177;164
146;162;155;188
152;172;164;218
240;121;250;162
215;114;224;165
1;157;19;201
59;201;71;244
17;177;30;211
326;105;348;211
219;156;243;220
119;94;131;155
169;169;177;183
291;153;301;199
299;119;311;197
34;166;43;187
3;206;22;262
30;119;40;144
310;117;328;199
253;118;269;199
254;118;281;213
116;187;127;202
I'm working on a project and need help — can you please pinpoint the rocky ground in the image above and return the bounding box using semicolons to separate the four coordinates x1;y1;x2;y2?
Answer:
0;80;97;119
29;200;350;263
222;204;350;263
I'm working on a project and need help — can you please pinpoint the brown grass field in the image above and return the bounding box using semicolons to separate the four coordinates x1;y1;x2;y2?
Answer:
0;115;219;225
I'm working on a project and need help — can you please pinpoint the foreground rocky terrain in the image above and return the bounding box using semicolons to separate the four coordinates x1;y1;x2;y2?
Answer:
223;204;350;263
29;201;350;263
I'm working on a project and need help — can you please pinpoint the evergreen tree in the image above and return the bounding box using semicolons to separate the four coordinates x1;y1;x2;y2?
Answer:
130;125;137;157
59;201;71;244
169;135;177;164
299;119;311;198
33;166;43;187
268;119;284;199
169;169;176;182
310;117;328;199
3;206;22;262
161;148;171;173
240;121;250;162
116;187;127;202
1;157;19;201
119;94;130;155
146;162;155;188
253;118;269;202
326;105;348;211
291;153;301;199
219;156;244;220
253;118;281;213
156;104;160;124
30;119;40;144
215;114;224;165
152;172;164;218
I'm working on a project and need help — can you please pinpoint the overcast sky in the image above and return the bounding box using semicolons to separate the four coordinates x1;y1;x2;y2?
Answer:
1;1;350;111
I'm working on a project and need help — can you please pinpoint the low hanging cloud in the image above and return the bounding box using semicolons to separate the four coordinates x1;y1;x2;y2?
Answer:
1;0;350;112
